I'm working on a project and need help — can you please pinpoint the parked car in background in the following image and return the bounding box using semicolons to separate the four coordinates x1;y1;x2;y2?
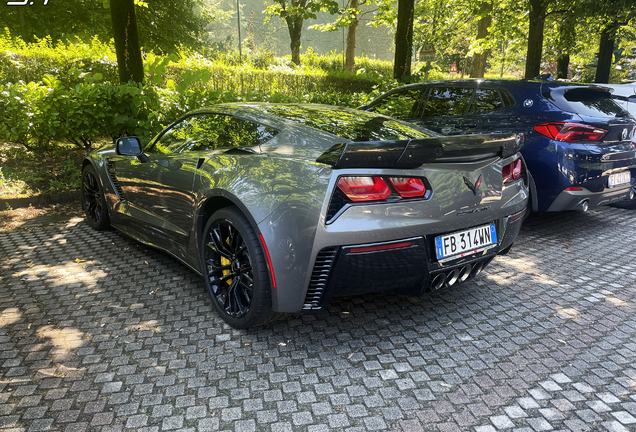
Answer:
81;103;528;328
361;80;636;212
603;82;636;119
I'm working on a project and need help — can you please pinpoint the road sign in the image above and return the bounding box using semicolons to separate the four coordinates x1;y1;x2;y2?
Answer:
419;43;436;62
449;62;458;73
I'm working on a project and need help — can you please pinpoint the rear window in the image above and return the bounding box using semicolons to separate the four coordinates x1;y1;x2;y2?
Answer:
368;88;425;120
260;105;433;141
545;87;626;118
469;89;504;114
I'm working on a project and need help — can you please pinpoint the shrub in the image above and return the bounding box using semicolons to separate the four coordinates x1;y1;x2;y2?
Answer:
0;31;117;86
0;78;164;149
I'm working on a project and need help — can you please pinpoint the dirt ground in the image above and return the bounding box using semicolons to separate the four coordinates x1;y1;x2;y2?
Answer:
0;202;83;232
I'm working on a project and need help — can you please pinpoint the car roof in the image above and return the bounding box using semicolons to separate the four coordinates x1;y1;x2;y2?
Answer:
187;103;378;119
185;103;441;141
378;79;610;94
598;83;636;97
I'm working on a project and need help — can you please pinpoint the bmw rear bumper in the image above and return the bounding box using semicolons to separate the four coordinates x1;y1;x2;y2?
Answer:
546;182;634;211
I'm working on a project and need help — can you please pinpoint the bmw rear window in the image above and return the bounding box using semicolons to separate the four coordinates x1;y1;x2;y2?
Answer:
544;87;626;118
260;105;433;141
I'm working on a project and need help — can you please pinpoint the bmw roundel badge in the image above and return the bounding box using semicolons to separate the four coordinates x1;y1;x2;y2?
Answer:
523;99;533;108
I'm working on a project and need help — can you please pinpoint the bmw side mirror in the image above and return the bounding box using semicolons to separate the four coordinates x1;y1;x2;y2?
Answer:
116;136;149;162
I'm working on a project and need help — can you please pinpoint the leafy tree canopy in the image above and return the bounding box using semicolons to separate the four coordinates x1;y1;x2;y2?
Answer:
0;0;226;54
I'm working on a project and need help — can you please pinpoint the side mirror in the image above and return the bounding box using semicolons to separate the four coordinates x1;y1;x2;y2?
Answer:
116;136;149;162
116;136;142;156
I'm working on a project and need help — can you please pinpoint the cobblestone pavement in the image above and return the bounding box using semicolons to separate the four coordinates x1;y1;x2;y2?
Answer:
0;207;635;432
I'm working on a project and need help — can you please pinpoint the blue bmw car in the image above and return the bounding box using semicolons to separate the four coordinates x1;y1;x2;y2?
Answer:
361;80;636;211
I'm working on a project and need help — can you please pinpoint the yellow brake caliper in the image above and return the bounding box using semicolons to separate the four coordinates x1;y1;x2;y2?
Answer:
221;236;232;285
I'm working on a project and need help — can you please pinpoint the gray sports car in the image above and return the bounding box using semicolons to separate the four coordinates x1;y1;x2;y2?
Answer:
81;103;528;328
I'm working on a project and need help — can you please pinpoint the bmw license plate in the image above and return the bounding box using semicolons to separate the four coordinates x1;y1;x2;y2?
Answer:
608;171;631;188
435;223;497;262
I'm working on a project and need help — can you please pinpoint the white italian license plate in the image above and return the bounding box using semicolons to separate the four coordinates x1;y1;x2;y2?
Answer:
435;223;497;262
608;171;631;188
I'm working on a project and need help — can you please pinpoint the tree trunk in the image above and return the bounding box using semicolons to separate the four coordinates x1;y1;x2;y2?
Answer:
109;0;144;84
469;0;492;78
595;25;616;83
524;0;548;80
556;54;569;79
555;14;574;80
286;16;303;65
345;0;359;73
17;8;27;41
393;0;415;80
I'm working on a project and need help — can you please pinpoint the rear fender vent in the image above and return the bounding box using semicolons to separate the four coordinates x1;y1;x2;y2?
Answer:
326;189;349;223
106;160;125;201
303;247;338;310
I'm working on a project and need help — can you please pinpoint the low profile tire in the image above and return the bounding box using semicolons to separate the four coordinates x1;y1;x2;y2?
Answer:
80;164;110;230
201;207;275;329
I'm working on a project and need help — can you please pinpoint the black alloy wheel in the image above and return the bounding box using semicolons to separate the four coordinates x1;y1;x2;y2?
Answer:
81;165;110;230
201;207;274;328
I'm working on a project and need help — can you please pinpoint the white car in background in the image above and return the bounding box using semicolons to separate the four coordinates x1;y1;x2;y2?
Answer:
603;83;636;119
603;83;636;209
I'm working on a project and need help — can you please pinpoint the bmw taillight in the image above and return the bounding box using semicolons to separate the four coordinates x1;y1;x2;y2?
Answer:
387;177;427;198
337;176;391;201
502;158;523;184
533;122;607;142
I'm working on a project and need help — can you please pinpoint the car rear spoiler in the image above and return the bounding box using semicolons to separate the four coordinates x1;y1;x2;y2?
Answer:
316;133;524;169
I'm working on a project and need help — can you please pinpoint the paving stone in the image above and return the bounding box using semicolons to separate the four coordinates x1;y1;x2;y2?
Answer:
1;209;636;432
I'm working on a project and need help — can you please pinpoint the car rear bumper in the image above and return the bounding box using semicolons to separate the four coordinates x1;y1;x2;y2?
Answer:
299;209;525;312
546;182;634;211
524;141;636;211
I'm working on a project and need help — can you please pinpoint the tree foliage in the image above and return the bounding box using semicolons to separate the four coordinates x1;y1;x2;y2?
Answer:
264;0;340;65
0;0;224;54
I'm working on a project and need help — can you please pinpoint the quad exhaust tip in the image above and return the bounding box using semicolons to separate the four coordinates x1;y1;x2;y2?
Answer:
429;263;482;291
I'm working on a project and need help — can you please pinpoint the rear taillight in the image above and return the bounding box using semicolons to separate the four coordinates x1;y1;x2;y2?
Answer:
387;177;427;198
336;176;428;202
337;176;391;202
502;158;523;184
533;122;607;142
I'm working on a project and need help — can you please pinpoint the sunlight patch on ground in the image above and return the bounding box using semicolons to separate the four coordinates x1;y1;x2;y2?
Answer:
0;307;22;328
605;296;628;306
128;320;162;333
12;262;108;290
487;255;561;287
36;325;85;361
556;307;580;320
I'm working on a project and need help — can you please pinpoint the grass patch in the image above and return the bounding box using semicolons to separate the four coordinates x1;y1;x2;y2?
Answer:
0;143;96;198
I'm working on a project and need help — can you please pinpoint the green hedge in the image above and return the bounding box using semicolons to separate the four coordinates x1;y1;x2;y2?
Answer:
0;76;370;150
0;32;388;150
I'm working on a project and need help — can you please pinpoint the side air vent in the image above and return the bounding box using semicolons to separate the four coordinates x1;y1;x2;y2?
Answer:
326;189;349;223
106;160;125;201
303;247;338;310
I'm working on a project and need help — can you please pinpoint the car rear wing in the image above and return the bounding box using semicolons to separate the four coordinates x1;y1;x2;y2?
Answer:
316;133;524;169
